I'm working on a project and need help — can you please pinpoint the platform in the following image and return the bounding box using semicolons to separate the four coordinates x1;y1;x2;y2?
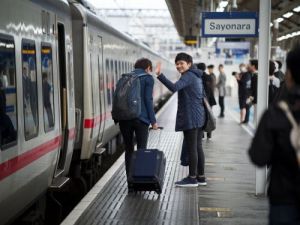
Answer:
62;95;268;225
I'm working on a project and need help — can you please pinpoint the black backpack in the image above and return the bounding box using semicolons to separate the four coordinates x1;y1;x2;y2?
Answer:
111;72;148;122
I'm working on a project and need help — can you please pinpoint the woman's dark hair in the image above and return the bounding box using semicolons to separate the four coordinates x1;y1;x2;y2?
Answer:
134;58;152;70
249;59;258;70
175;52;193;64
269;60;276;76
286;44;300;84
197;63;206;71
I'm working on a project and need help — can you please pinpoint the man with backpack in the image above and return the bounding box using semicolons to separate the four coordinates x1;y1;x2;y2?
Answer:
248;45;300;224
112;58;158;179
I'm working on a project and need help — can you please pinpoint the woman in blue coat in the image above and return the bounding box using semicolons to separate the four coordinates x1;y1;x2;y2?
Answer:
155;53;206;187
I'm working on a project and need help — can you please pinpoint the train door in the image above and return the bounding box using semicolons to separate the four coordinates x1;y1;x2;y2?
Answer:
54;22;69;176
97;36;105;143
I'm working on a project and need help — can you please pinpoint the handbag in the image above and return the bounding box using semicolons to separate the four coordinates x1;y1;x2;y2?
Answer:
203;97;216;133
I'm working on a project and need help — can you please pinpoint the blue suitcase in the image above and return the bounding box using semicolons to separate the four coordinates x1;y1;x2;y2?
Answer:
127;148;166;194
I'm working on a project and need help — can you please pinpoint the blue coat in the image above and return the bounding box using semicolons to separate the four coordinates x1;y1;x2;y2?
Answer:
158;68;206;131
133;69;156;125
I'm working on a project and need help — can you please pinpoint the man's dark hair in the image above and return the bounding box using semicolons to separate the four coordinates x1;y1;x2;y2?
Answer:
219;64;224;68
250;59;258;70
269;60;275;76
276;60;282;69
286;44;300;85
207;64;214;69
197;63;206;71
175;52;193;64
134;58;152;70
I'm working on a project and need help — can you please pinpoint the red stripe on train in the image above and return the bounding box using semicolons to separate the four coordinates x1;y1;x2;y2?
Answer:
0;128;76;182
0;137;61;181
84;112;111;128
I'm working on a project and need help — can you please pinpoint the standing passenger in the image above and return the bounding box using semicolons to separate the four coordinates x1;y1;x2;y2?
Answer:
198;63;216;139
217;64;226;118
274;60;285;82
248;59;258;125
118;58;158;179
235;63;251;124
155;53;206;187
248;45;300;225
268;61;280;105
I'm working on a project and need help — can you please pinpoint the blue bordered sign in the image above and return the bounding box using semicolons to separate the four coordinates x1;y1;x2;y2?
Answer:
202;12;258;37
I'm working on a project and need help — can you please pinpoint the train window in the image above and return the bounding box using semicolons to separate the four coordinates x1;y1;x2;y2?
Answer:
110;60;114;97
0;34;17;150
121;61;124;74
105;59;111;106
118;61;121;80
22;39;38;140
41;43;54;132
114;60;118;85
126;62;129;73
98;56;104;92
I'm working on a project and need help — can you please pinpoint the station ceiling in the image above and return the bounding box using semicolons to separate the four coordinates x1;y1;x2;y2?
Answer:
166;0;300;47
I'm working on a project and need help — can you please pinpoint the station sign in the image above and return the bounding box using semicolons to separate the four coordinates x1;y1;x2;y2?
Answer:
202;12;258;38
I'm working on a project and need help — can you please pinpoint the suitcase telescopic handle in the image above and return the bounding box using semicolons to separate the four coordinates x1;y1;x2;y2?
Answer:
149;127;163;149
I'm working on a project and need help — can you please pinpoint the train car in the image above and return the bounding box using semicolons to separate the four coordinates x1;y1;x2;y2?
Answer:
0;0;177;224
68;2;177;187
0;0;76;224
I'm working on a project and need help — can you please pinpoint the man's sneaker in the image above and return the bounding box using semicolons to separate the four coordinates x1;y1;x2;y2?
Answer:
175;177;198;187
197;176;207;186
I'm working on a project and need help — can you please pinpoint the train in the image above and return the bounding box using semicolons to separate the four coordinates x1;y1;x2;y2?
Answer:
0;0;177;224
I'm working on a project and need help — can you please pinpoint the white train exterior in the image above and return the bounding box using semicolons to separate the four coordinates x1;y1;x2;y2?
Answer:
0;0;177;224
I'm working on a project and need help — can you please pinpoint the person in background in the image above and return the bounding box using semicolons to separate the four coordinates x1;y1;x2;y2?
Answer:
118;58;158;180
207;64;217;89
156;53;206;187
248;45;300;225
268;60;280;105
274;60;285;82
0;79;16;147
0;68;8;89
198;62;216;139
42;72;54;128
217;64;226;118
248;59;258;125
234;63;251;124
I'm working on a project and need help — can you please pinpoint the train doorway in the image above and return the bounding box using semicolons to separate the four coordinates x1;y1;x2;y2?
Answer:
97;36;105;144
55;22;69;177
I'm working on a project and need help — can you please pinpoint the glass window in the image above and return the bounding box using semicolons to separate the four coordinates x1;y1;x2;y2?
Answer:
22;39;38;140
98;56;104;92
110;60;114;98
118;61;121;79
105;59;111;106
122;61;127;74
0;34;17;149
41;43;54;132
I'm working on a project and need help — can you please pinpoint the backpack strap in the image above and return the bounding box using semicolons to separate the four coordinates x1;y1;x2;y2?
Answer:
278;100;300;166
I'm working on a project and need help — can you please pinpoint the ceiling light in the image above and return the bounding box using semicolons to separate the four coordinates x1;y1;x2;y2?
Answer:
293;6;300;12
276;17;284;23
219;1;228;8
283;12;293;18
